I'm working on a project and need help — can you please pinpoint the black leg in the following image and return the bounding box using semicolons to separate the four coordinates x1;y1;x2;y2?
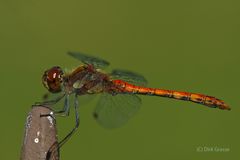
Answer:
40;95;71;119
33;93;65;107
54;95;71;117
45;94;79;160
58;94;80;148
46;141;60;160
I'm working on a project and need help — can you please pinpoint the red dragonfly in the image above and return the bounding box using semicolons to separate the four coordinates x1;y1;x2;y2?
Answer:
37;52;230;148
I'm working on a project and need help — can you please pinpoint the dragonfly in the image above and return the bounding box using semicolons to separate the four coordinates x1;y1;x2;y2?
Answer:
36;52;230;151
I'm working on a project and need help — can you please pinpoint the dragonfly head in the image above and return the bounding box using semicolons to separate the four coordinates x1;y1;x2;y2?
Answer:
42;66;64;93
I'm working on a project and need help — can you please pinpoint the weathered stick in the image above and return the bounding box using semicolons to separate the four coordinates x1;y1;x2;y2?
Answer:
20;106;59;160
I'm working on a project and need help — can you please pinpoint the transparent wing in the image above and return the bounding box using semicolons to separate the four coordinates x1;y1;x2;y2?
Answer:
68;51;110;69
77;94;96;106
111;69;148;86
93;93;141;129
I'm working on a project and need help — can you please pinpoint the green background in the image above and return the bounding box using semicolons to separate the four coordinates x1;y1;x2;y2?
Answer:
0;0;239;159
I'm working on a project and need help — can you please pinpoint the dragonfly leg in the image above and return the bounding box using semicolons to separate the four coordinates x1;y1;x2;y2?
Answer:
58;94;79;148
39;94;70;120
45;94;79;159
33;93;65;107
54;95;71;117
45;141;59;160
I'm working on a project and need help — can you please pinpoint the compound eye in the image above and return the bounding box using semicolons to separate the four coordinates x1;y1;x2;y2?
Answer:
42;66;64;93
47;66;63;81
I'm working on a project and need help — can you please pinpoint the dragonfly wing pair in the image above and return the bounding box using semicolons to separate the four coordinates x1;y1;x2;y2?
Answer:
68;52;147;128
94;70;148;128
94;93;141;129
111;69;148;86
68;52;110;69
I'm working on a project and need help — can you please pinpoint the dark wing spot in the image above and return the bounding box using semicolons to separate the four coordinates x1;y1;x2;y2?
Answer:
93;112;98;119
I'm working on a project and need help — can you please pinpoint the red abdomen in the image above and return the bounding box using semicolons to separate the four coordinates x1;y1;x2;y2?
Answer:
112;80;230;110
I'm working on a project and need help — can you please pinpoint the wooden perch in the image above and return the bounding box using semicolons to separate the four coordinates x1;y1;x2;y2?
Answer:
20;106;59;160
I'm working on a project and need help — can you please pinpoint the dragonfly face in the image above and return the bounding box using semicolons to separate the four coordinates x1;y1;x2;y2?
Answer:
42;66;64;93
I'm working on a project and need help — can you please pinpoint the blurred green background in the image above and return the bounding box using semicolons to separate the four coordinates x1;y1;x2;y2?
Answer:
0;0;239;159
